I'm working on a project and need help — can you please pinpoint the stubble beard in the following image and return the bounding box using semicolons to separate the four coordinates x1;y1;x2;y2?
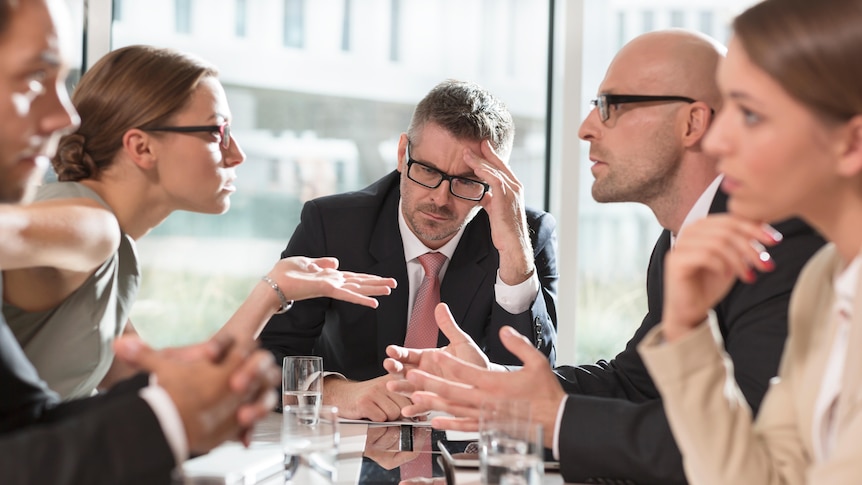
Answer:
405;203;462;243
591;157;679;206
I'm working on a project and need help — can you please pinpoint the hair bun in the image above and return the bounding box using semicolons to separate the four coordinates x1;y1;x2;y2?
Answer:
53;133;98;181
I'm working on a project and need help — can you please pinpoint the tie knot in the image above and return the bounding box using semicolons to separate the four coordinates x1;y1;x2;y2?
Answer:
418;252;447;278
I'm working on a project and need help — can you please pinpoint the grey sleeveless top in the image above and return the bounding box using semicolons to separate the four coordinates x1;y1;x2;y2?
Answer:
4;182;141;399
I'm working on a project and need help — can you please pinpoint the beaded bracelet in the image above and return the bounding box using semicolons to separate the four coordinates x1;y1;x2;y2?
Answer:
261;275;294;314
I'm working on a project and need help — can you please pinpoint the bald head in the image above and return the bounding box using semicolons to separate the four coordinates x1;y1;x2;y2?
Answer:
605;29;725;111
580;29;727;233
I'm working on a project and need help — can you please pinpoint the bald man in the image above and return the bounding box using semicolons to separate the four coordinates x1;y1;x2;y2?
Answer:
384;30;825;484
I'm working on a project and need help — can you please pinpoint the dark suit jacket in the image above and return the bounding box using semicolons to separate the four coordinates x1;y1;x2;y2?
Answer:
0;276;175;484
554;190;826;485
260;170;558;379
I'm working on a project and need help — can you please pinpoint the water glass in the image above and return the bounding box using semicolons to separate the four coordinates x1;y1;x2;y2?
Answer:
479;400;544;485
282;405;339;483
282;355;323;416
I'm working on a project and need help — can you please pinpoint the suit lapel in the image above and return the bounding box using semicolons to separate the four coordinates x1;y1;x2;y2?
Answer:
645;230;671;321
646;188;724;325
440;213;492;338
368;179;411;363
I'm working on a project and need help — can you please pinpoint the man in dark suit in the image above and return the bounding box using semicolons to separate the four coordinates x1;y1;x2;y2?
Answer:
384;30;826;484
0;1;280;483
259;80;558;421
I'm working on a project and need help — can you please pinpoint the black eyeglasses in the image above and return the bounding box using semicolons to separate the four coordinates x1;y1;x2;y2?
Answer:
405;144;490;201
590;94;698;122
142;121;231;149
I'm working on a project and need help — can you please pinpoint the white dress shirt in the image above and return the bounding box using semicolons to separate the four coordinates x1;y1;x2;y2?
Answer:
812;253;861;462
140;376;188;467
397;200;539;321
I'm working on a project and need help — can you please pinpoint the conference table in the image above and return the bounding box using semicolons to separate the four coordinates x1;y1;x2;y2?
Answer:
181;412;576;484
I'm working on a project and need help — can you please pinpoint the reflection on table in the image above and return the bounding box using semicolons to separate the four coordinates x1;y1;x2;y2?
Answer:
181;412;569;484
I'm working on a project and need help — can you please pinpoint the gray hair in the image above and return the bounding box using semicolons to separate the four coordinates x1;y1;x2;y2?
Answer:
407;79;514;157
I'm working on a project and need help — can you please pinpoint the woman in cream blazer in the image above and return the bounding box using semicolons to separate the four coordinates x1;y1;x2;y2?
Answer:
637;0;862;483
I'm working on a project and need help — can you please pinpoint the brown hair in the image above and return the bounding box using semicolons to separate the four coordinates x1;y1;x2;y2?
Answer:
0;0;11;35
407;79;514;156
53;45;218;181
734;0;862;122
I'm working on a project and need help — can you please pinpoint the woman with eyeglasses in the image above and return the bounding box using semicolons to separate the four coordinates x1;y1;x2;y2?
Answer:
2;45;396;400
637;0;862;483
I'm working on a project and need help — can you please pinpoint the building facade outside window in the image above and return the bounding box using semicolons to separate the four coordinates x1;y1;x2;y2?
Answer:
283;0;304;48
175;0;191;34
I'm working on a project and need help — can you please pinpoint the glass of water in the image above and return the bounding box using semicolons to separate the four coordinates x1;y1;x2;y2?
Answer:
479;400;544;485
282;355;323;415
282;405;339;483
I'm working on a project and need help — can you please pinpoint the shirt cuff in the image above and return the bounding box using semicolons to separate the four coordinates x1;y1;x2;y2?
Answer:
140;374;189;467
494;270;540;314
552;395;567;461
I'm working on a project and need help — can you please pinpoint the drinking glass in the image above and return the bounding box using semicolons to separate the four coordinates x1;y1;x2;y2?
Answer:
282;355;323;417
282;405;339;483
479;400;544;485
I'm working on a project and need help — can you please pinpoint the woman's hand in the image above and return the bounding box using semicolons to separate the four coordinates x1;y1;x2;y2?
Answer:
662;214;782;342
270;256;397;308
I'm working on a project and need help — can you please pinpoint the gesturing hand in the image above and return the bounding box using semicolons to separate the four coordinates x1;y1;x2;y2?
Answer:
271;256;397;308
384;303;489;417
401;325;564;449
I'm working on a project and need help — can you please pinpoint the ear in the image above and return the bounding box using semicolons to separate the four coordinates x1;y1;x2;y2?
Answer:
122;129;157;170
681;102;713;148
396;133;409;173
835;115;862;177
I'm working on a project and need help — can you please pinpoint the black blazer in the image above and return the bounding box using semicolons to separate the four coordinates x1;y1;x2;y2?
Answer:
260;170;559;379
554;190;826;485
0;307;175;484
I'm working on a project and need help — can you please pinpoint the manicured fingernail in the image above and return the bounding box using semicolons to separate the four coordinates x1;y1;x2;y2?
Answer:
762;224;783;243
749;239;767;254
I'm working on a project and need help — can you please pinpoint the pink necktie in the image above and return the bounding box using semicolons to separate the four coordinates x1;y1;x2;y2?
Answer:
400;428;433;480
404;252;447;349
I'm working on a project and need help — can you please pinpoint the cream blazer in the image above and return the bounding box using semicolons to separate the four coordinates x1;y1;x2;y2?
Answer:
638;243;862;485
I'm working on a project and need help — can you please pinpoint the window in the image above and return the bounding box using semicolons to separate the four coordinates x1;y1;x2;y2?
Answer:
341;0;351;51
641;10;654;31
106;0;549;348
235;0;247;38
700;10;714;36
175;0;191;34
283;0;304;48
616;11;626;49
112;0;122;22
389;0;400;62
670;10;685;27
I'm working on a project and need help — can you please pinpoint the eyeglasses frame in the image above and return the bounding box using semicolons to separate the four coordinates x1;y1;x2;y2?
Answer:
405;143;490;202
590;94;701;122
141;121;231;149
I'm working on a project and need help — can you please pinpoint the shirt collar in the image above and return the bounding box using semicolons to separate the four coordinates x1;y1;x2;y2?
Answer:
835;253;862;305
672;175;723;246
